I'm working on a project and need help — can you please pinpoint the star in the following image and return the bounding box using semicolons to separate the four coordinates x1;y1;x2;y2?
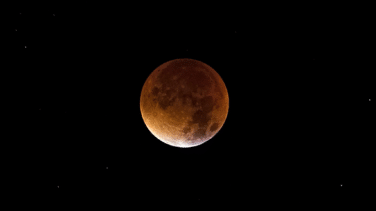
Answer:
340;184;343;187
25;46;27;49
369;99;371;101
57;186;59;188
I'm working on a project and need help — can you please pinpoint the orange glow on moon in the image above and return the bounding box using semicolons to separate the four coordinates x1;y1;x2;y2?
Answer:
140;58;229;148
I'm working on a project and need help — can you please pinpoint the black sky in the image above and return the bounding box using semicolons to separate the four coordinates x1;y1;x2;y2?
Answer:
6;3;373;208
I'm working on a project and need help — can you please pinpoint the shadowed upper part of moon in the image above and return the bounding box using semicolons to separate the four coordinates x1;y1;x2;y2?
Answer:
140;58;229;148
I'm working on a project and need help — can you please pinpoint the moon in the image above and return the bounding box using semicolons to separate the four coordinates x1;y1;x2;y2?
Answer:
140;58;229;148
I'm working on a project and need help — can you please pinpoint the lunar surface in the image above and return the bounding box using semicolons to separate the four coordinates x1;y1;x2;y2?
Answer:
140;58;229;148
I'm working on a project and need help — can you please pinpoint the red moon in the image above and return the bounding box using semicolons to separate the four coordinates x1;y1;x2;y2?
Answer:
140;58;229;148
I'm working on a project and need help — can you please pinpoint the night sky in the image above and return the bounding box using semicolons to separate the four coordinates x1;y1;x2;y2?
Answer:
7;3;373;208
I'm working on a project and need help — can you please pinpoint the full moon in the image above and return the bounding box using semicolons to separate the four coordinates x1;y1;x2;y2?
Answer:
140;58;229;148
